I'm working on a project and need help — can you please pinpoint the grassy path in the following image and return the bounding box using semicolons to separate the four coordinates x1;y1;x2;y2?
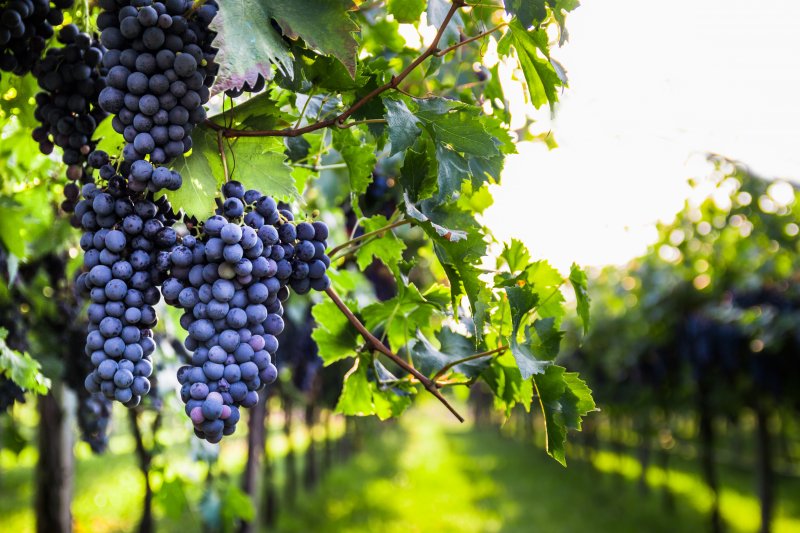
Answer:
277;405;800;533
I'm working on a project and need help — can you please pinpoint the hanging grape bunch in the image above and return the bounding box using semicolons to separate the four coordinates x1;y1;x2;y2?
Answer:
76;151;180;407
31;24;108;212
163;181;331;442
0;0;74;80
96;0;219;164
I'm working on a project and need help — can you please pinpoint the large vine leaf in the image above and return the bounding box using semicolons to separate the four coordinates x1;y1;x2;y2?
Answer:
415;100;500;159
533;365;596;466
164;128;224;220
505;286;565;379
399;138;437;203
503;0;547;29
210;0;294;94
412;329;492;379
335;358;373;415
383;97;421;156
414;198;491;341
387;0;425;23
223;137;299;201
92;115;124;156
336;356;414;419
354;215;407;273
332;128;376;195
311;299;360;365
427;0;464;44
498;19;565;110
266;0;359;77
361;281;439;351
481;350;533;417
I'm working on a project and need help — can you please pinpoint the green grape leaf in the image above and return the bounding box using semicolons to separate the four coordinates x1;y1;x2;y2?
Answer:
407;195;491;340
481;350;533;416
355;215;407;273
383;97;421;155
434;145;469;201
223;137;299;201
336;357;415;419
525;260;566;322
467;153;504;189
371;361;415;420
498;20;564;110
0;328;50;394
503;0;547;28
336;359;374;416
428;0;464;44
500;238;532;273
416;101;500;159
210;0;293;94
92;115;124;157
552;0;581;45
412;329;492;379
332;128;376;195
361;281;439;351
399;137;437;202
387;0;425;23
165;128;223;220
569;263;591;334
533;365;596;466
311;299;360;365
267;0;360;77
506;285;551;379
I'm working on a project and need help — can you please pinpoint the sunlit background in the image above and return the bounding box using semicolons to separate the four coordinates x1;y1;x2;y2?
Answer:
486;0;800;270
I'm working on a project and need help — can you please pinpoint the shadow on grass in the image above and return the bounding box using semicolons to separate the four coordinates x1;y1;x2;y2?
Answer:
447;428;713;533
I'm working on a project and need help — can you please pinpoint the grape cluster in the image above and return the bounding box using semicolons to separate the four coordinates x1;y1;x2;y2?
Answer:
77;393;113;451
224;74;265;98
75;172;179;407
31;24;109;211
163;181;331;442
0;0;74;79
97;0;219;164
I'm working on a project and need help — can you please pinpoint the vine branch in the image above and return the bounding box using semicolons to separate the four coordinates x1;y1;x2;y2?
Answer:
324;287;465;423
205;0;467;139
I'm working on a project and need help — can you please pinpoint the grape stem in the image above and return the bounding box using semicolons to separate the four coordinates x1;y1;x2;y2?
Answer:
328;218;411;259
324;287;465;423
433;23;507;57
431;345;508;382
204;0;467;139
217;130;230;182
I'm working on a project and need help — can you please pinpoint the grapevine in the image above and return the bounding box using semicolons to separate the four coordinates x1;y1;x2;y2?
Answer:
1;0;596;464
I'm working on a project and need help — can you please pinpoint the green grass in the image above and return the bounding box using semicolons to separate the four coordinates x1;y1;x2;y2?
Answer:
277;405;800;533
1;403;798;533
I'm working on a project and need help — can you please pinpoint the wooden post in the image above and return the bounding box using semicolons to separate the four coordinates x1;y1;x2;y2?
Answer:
36;386;73;533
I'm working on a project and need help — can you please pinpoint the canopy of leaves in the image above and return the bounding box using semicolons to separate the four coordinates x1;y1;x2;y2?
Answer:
0;0;592;464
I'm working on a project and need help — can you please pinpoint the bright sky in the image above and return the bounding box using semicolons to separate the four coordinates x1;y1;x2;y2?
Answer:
484;0;800;271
